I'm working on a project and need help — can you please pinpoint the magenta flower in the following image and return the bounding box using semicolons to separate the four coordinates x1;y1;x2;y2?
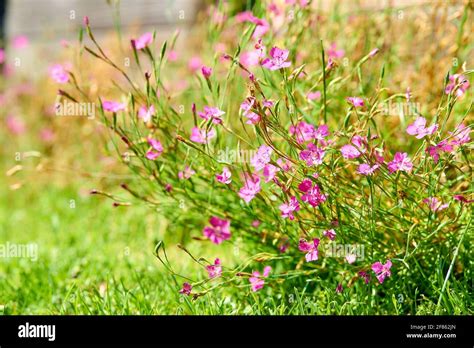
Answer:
132;32;153;50
369;48;379;58
178;166;195;180
298;238;320;262
146;138;163;160
327;42;345;59
6;115;26;135
279;196;300;220
449;124;471;146
323;229;336;240
406;117;438;138
314;124;330;141
307;91;321;101
48;64;69;84
300;143;325;166
277;158;292;172
238;174;261;203
240;97;261;125
426;140;453;163
203;216;231;245
445;74;470;98
216;166;232;184
251;145;273;171
346;97;364;108
336;283;344;294
12;35;29;49
345;253;356;264
290;121;315;143
423;197;448;212
206;258;222;279
188;56;203;72
300;181;327;207
0;48;5;64
201;66;212;78
262;47;291;71
179;282;192;295
387;152;413;173
371;260;392;284
453;195;473;204
249;266;271;292
357;163;380;175
102;100;126;113
138;105;155;123
358;271;371;284
198;106;225;124
190;126;216;144
263;164;279;183
340;144;361;159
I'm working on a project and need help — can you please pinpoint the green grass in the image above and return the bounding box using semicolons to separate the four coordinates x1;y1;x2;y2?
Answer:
0;184;471;315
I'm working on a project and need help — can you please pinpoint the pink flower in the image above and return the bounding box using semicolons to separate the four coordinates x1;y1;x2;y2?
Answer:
146;138;163;160
263;99;274;108
206;258;222;279
203;216;231;245
236;12;269;39
387;152;413;173
249;266;271;292
6;115;26;135
0;49;5;64
252;220;261;228
138;105;155;122
314;124;330;141
190;126;216;144
133;32;153;50
345;254;356;264
39;128;55;143
277;158;292;172
167;50;179;62
179;282;192;295
426;140;453;163
48;64;69;84
423;197;448;212
178;166;195;180
453;195;473;204
251;145;273;171
240;97;261;125
327;43;345;59
358;271;371;284
298;238;320;262
340;144;361;159
323;229;336;240
336;283;344;293
240;50;263;67
102;100;126;113
369;48;379;58
279;196;300;220
216;167;232;184
299;180;327;207
12;35;29;49
371;260;392;284
445;74;470;98
188;56;203;72
238;174;261;203
406;117;438;138
449;124;471;146
290;121;315;143
300;143;325;166
262;164;279;182
357;163;380;175
198;106;225;124
346;97;364;108
201;66;212;78
262;47;291;71
307;91;321;101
